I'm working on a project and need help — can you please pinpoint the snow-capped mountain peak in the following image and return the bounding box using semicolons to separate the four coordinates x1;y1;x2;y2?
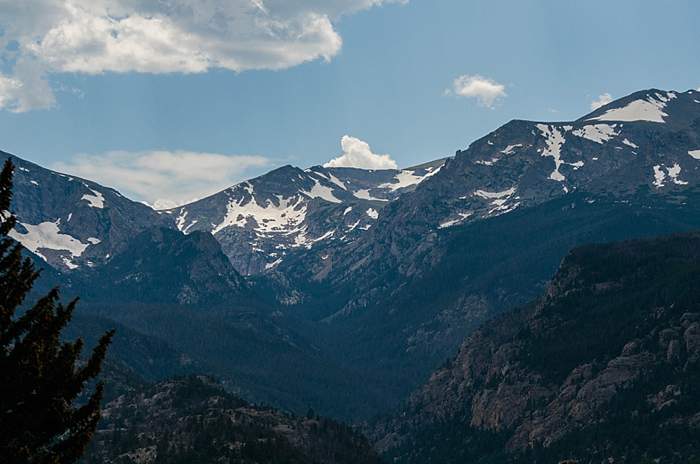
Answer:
165;159;447;275
2;152;165;271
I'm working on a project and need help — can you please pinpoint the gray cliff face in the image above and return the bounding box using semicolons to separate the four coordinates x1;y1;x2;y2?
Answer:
0;151;167;271
375;233;700;463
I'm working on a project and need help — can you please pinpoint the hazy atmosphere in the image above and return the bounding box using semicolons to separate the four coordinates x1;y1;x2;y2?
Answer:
2;2;700;464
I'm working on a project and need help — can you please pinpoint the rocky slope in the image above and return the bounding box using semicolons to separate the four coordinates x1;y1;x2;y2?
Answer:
258;89;700;415
283;89;700;306
165;160;444;275
0;151;167;271
6;88;700;422
72;227;249;306
375;232;700;463
0;148;444;278
82;376;381;464
63;226;381;419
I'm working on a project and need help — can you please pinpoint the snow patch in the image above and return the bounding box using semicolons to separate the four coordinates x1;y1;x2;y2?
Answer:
379;170;423;191
589;94;673;123
346;219;361;231
379;165;442;191
571;124;619;144
474;187;519;215
501;144;523;155
688;150;700;160
303;179;342;203
81;189;105;208
366;208;379;219
327;173;347;190
667;163;688;185
622;138;638;149
62;257;79;270
653;163;688;188
439;212;473;229
9;221;90;264
653;165;666;188
536;124;568;182
265;258;283;270
213;195;307;235
353;189;388;201
474;187;516;199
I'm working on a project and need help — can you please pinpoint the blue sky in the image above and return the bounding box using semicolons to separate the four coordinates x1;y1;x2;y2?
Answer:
0;0;698;207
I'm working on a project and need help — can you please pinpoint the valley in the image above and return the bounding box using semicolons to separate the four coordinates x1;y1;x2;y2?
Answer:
3;88;700;462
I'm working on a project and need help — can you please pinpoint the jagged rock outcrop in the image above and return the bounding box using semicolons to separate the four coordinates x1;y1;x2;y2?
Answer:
375;232;700;463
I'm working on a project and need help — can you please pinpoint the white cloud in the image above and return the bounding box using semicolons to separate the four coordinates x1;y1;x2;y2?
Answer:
52;150;270;209
590;93;613;110
447;74;506;108
0;0;405;111
0;58;55;112
324;135;397;170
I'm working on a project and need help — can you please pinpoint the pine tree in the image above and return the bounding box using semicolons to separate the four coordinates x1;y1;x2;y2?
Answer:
0;159;113;464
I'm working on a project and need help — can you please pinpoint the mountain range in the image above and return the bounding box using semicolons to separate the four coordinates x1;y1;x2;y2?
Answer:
374;232;700;463
4;88;700;461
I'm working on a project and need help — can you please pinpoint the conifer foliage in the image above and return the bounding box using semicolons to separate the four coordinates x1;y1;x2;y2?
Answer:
0;159;113;464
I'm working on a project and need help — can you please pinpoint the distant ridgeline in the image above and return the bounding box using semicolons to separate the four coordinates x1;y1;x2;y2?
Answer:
2;89;700;462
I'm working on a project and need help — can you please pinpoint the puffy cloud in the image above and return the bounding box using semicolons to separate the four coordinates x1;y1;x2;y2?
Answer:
590;92;613;110
0;0;405;111
324;135;397;170
0;58;55;112
447;74;506;108
52;150;270;209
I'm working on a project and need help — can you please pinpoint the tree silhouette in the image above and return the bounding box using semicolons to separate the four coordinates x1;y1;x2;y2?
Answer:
0;159;113;464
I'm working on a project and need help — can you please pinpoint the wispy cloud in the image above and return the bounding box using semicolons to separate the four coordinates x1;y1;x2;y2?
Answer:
52;150;270;209
590;93;613;110
324;135;397;170
446;74;506;108
0;58;55;112
0;0;407;112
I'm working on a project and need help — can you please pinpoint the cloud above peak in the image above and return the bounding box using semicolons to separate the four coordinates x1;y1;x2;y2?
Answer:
447;74;506;108
0;0;406;112
52;149;270;210
324;135;398;170
590;93;613;110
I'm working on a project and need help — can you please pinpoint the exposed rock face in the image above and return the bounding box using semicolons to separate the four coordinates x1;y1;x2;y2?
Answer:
5;89;700;423
284;89;700;308
72;227;249;306
375;233;700;463
83;377;381;464
164;161;445;275
258;88;700;416
0;151;167;271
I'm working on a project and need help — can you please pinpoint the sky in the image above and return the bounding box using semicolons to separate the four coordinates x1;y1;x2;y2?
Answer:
0;0;699;208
